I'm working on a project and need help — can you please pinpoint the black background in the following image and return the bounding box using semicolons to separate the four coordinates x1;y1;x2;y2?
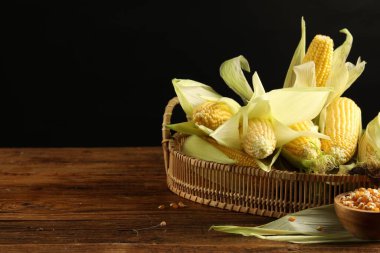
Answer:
2;0;380;147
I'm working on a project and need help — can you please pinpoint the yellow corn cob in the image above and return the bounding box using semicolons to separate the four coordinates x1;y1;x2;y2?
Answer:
207;138;257;167
283;120;322;160
192;101;233;130
321;97;362;164
302;34;334;87
242;119;276;159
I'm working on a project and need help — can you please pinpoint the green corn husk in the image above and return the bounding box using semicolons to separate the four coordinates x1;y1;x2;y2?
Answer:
358;112;380;168
219;55;254;103
283;17;306;88
211;205;374;244
182;135;235;165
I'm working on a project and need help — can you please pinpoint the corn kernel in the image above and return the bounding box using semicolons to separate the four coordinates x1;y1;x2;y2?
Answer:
340;187;380;212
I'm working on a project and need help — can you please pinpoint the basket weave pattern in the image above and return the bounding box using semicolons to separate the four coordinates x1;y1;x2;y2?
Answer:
162;97;371;218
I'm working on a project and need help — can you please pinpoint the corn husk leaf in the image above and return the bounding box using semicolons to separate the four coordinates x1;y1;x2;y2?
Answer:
273;118;329;147
358;112;380;163
332;28;353;65
182;135;235;164
324;62;349;106
324;29;366;105
251;71;266;99
345;57;366;94
195;124;214;135
266;87;331;126
166;122;207;136
292;61;316;88
337;162;357;175
240;106;250;140
220;55;254;103
209;112;242;149
255;148;282;172
325;28;353;103
283;17;306;88
247;96;271;120
172;78;221;116
367;113;380;151
211;204;370;244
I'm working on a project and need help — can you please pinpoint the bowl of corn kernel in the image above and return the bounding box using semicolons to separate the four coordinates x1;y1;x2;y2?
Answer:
335;187;380;240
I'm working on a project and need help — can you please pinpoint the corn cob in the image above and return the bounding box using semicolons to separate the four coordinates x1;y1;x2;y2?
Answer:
207;138;257;167
283;120;321;160
242;119;276;159
281;120;336;173
192;101;233;130
302;34;334;87
321;97;362;164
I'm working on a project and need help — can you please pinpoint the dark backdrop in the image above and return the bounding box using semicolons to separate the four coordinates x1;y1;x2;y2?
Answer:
2;0;380;147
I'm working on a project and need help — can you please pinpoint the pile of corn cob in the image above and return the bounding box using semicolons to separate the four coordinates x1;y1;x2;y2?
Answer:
167;18;380;174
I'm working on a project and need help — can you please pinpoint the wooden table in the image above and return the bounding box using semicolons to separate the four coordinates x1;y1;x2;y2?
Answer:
0;147;378;252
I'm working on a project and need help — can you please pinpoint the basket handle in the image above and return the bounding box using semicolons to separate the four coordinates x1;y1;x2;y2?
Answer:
162;97;180;173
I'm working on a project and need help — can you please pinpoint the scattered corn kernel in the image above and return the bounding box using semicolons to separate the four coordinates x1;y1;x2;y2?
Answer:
316;226;323;231
339;188;380;211
178;201;186;208
288;216;296;222
158;204;165;209
170;202;179;209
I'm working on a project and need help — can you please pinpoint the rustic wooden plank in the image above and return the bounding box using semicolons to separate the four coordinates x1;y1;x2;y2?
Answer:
0;147;377;252
0;241;379;253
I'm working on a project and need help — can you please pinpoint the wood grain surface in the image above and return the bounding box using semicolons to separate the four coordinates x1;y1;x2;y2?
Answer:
0;147;378;252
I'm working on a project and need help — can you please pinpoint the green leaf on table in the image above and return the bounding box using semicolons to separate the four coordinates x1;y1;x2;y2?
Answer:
211;205;373;244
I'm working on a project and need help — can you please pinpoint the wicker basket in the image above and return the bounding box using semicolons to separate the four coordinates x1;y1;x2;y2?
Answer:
162;97;372;218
